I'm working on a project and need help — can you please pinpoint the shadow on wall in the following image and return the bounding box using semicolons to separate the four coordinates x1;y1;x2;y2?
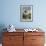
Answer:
0;24;7;43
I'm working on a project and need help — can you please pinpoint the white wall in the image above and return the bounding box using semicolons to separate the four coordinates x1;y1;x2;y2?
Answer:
0;0;46;32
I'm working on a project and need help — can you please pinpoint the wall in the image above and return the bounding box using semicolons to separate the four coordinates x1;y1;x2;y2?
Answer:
0;0;46;45
0;0;46;31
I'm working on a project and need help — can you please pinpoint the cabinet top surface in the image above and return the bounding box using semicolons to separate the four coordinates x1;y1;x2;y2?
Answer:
3;29;45;33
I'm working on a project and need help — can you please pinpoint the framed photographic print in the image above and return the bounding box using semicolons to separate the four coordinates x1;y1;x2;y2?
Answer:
20;5;33;22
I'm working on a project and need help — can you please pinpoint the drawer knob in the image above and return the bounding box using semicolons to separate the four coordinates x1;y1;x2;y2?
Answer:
9;37;14;40
32;39;36;40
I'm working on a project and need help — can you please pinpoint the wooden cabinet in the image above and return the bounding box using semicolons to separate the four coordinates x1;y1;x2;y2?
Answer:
24;32;45;46
2;32;45;46
3;32;24;46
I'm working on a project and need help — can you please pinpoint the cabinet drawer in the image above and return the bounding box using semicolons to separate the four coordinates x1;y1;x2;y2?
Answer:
31;44;44;46
24;32;45;36
3;44;14;46
3;36;23;44
32;36;45;44
3;32;23;36
3;36;23;41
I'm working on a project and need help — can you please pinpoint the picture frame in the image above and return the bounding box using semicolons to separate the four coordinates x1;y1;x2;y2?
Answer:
20;5;33;22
